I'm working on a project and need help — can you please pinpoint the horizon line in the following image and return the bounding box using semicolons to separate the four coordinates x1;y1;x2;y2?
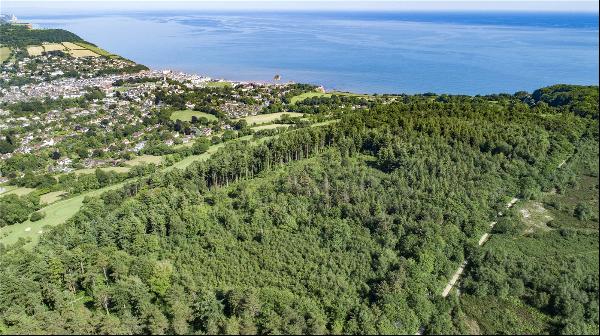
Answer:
2;1;598;14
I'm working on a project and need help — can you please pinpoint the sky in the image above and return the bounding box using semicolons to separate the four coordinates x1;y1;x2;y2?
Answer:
1;1;599;13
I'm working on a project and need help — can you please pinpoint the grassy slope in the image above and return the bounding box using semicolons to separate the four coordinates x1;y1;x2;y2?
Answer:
39;191;67;205
170;109;218;122
0;186;35;197
240;112;303;125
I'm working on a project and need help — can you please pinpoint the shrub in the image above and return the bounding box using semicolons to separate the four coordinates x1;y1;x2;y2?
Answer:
30;211;45;222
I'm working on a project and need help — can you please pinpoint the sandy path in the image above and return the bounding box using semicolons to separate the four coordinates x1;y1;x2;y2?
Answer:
441;198;518;297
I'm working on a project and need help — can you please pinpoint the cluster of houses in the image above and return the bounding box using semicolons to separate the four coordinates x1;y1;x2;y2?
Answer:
0;46;312;182
0;52;138;92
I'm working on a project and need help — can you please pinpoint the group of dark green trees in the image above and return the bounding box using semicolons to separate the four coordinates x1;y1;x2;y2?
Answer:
0;85;597;334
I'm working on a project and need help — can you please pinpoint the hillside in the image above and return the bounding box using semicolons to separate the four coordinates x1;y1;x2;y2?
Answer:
0;83;597;334
0;24;84;47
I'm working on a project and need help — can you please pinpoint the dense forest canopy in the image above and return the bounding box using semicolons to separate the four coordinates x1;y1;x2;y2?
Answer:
0;85;598;334
0;24;84;47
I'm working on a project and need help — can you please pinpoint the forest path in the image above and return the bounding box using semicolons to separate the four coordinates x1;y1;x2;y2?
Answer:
441;197;519;298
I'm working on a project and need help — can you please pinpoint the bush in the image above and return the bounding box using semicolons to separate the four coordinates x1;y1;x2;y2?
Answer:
493;217;522;235
30;211;46;222
574;203;593;221
192;138;211;155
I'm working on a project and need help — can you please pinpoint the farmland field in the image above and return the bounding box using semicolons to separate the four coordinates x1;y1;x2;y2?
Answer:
61;41;85;50
42;43;66;52
170;109;218;122
125;154;163;166
69;49;100;57
0;46;10;62
240;112;303;125
74;41;113;56
26;45;44;56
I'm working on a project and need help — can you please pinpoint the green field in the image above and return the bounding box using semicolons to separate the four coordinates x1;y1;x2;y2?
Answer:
251;124;291;131
203;81;232;88
289;91;374;104
170;109;218;122
39;191;67;205
240;112;303;125
290;91;332;104
0;46;11;63
0;186;35;197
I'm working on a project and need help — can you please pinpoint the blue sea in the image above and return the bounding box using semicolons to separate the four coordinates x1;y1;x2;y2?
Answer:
7;7;600;94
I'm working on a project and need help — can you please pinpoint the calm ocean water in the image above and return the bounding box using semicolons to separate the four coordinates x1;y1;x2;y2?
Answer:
13;10;600;94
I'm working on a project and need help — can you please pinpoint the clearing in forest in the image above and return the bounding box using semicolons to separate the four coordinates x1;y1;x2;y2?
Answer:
39;191;67;205
519;201;554;233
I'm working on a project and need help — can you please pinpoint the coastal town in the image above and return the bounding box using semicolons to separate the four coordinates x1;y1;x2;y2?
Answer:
0;18;333;191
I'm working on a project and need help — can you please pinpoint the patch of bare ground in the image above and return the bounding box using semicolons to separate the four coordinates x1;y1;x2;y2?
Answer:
520;201;554;234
